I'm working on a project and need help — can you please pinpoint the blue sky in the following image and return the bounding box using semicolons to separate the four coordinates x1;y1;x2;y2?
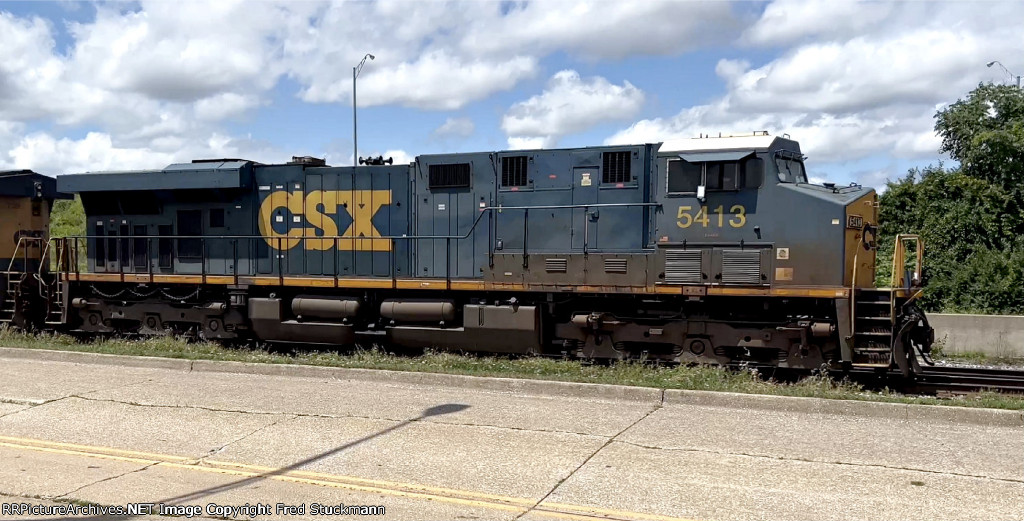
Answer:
0;0;1021;190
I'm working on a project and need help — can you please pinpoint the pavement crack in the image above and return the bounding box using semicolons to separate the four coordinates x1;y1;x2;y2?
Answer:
57;461;159;499
196;414;298;463
612;440;1024;485
514;403;663;520
65;395;605;438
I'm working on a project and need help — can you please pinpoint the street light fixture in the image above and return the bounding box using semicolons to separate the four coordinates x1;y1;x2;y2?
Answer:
986;60;1021;88
353;53;375;165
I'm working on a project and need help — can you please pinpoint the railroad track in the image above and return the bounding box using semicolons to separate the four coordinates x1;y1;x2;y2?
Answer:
834;363;1024;395
909;364;1024;395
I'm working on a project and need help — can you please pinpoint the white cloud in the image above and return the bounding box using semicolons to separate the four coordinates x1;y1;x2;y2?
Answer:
383;149;413;165
7;130;285;176
433;117;475;139
300;51;537;110
503;70;645;149
743;0;895;46
66;1;302;102
610;0;1024;172
9;132;175;174
284;1;736;111
506;137;549;151
194;93;261;121
460;1;738;59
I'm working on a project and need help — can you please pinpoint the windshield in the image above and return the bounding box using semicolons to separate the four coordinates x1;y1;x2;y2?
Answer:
775;157;807;183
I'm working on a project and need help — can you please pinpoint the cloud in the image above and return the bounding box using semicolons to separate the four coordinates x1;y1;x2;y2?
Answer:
66;1;302;102
194;93;261;121
7;130;285;176
432;117;475;139
460;1;738;60
300;51;537;110
9;132;175;174
503;70;645;149
284;1;736;111
383;149;413;165
609;0;1024;170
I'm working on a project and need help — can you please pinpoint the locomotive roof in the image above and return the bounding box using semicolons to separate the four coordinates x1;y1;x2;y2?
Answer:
0;169;70;199
658;134;793;155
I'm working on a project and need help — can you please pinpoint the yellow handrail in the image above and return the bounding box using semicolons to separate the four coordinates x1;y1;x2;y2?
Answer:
891;234;923;289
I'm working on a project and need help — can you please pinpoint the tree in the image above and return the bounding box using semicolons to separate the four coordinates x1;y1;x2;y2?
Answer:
935;83;1024;193
876;83;1024;314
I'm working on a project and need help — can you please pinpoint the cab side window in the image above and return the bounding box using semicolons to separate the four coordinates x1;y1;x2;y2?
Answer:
667;160;702;193
667;156;764;194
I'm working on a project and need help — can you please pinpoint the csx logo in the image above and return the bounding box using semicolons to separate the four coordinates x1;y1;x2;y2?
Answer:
258;190;392;251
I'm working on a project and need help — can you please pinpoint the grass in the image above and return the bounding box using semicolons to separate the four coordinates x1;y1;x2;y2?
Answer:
1;327;1023;410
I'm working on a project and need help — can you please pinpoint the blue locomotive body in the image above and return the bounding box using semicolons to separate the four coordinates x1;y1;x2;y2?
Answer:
52;134;932;371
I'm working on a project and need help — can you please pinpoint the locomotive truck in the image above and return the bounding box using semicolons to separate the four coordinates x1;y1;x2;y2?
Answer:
2;132;934;375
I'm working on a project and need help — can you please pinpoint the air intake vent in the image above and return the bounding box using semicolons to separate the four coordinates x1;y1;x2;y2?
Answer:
721;250;763;285
501;156;529;187
664;250;702;284
604;258;628;274
602;151;631;184
545;258;568;273
428;163;471;189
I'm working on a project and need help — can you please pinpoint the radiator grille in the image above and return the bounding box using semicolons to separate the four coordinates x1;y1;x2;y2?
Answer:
604;258;628;274
428;163;471;189
664;250;702;284
545;258;568;273
721;250;762;285
501;156;528;187
602;151;631;184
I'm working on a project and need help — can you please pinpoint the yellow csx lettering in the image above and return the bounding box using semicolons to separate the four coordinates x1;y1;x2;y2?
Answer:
257;190;392;251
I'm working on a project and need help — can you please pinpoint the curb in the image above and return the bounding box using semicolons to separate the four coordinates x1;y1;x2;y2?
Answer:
188;358;664;403
1;347;1021;427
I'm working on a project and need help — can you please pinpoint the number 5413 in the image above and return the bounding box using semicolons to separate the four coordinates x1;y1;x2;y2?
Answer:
677;205;746;228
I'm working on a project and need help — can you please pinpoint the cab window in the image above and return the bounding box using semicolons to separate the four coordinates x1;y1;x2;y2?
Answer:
667;156;763;194
775;155;807;183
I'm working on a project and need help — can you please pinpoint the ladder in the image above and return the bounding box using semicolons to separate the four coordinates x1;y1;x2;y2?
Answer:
851;288;894;368
848;234;924;371
0;274;20;324
1;236;33;326
38;238;68;326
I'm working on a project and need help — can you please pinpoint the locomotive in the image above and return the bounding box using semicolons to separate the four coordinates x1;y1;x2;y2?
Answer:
2;132;934;375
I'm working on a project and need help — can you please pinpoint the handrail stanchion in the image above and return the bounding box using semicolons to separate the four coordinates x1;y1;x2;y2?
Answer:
277;237;283;286
333;237;339;288
147;238;153;283
201;237;207;284
232;240;239;286
446;237;451;290
487;206;494;268
522;208;529;269
390;238;397;289
583;205;590;255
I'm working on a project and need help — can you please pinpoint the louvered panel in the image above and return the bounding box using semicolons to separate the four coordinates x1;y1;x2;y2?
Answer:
721;250;762;285
664;250;702;284
604;258;628;274
545;258;568;273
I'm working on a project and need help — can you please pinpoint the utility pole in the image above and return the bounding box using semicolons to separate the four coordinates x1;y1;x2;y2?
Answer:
353;53;375;165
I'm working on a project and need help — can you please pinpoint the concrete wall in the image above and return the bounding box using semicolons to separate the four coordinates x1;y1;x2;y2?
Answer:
929;314;1024;357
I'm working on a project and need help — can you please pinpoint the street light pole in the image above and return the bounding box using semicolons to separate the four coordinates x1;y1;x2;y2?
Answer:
986;60;1021;88
353;53;375;165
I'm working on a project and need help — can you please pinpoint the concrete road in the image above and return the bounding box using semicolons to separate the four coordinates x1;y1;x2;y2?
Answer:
0;354;1021;521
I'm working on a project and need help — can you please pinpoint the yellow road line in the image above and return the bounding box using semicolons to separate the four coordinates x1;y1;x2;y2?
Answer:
0;434;701;521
